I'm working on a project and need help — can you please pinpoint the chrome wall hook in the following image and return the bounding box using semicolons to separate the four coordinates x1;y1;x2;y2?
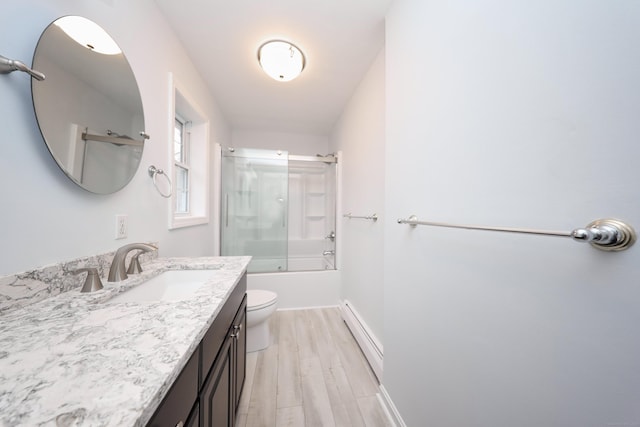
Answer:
0;55;45;81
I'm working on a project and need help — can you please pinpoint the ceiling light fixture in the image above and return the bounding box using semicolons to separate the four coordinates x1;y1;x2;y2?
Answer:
257;40;306;82
54;16;122;55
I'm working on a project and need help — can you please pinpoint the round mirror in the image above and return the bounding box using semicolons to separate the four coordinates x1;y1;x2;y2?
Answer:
32;16;146;194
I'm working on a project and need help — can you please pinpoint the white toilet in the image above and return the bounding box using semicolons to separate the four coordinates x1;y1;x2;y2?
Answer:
246;290;278;352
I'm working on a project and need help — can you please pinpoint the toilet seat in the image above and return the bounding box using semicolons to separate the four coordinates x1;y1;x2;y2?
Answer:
247;290;277;312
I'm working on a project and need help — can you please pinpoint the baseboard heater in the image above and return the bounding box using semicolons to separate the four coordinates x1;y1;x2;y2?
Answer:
339;300;383;381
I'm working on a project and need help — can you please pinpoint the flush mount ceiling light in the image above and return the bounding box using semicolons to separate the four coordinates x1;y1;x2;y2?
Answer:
257;40;306;82
54;16;121;55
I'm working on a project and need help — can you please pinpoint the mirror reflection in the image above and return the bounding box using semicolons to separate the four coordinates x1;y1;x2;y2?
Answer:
32;16;146;194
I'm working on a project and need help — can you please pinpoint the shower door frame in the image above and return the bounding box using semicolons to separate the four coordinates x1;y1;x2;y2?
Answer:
220;148;337;273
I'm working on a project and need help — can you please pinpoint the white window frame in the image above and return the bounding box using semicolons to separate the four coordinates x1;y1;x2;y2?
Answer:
168;73;210;229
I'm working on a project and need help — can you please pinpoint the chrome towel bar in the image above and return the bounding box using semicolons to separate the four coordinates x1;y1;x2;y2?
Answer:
344;213;378;221
396;216;636;252
82;132;146;146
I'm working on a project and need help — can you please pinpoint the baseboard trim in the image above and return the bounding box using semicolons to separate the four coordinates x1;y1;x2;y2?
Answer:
379;385;407;427
339;300;383;381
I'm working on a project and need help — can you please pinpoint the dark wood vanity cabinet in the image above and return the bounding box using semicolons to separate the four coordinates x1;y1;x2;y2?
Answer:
147;272;247;427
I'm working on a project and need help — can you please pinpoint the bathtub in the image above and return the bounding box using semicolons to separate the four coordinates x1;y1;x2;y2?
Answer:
247;268;340;309
248;255;334;273
243;240;340;309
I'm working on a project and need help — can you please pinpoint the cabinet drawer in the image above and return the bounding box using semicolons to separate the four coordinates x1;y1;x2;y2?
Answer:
201;273;246;386
147;350;199;427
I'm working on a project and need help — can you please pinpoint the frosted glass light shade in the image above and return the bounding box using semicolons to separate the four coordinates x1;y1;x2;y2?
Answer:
54;16;122;55
258;40;305;82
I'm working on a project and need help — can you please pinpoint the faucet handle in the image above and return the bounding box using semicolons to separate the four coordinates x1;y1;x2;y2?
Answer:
72;268;104;293
126;252;144;275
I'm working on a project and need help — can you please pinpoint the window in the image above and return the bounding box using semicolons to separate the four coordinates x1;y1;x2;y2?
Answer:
174;116;190;214
169;73;210;229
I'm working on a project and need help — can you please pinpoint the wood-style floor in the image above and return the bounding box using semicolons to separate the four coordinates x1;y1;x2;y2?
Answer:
236;307;392;427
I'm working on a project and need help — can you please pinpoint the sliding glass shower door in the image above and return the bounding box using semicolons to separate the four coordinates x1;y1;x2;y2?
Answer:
221;148;289;273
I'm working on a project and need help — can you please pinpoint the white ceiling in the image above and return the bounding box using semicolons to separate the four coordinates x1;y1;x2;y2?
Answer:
154;0;392;135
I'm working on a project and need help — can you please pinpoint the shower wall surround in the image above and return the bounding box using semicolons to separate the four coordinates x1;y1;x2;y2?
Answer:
0;246;158;314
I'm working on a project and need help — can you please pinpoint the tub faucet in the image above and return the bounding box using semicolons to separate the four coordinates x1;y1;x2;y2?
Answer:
108;243;157;282
322;250;335;256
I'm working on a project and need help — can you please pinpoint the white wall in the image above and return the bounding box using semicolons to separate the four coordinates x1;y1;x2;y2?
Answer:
384;1;640;426
0;0;229;275
330;48;386;343
231;129;329;156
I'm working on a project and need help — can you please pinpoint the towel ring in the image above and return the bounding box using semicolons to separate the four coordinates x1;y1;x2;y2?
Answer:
148;165;172;198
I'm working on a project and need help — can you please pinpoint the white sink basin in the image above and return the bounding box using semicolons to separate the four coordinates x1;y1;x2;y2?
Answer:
109;270;218;303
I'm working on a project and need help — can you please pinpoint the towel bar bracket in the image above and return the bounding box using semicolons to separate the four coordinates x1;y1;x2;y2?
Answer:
571;218;636;252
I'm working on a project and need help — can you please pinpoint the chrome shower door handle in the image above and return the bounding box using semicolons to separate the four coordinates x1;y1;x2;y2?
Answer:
281;198;286;228
225;193;229;227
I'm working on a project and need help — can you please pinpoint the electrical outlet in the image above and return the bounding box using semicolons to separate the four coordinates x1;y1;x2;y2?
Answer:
115;215;128;239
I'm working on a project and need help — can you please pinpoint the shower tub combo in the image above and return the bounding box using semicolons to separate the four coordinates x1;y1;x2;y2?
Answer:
221;148;340;308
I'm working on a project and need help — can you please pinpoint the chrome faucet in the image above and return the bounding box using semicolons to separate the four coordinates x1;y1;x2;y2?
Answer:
322;250;335;256
108;243;157;282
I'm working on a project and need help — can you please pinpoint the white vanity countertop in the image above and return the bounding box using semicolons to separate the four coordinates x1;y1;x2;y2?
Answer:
0;256;251;427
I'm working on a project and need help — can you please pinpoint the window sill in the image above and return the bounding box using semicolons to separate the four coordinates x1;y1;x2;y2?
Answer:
170;215;209;230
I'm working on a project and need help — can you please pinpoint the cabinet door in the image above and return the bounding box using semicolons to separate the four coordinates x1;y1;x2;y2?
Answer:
147;350;199;427
232;299;247;411
185;402;199;427
201;335;233;427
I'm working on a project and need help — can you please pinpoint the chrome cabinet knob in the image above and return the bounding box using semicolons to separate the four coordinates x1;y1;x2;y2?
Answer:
230;324;242;338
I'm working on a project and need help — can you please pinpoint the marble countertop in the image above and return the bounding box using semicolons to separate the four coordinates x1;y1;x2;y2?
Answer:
0;256;251;427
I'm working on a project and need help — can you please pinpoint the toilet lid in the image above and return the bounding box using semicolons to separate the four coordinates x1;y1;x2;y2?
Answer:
247;290;277;311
